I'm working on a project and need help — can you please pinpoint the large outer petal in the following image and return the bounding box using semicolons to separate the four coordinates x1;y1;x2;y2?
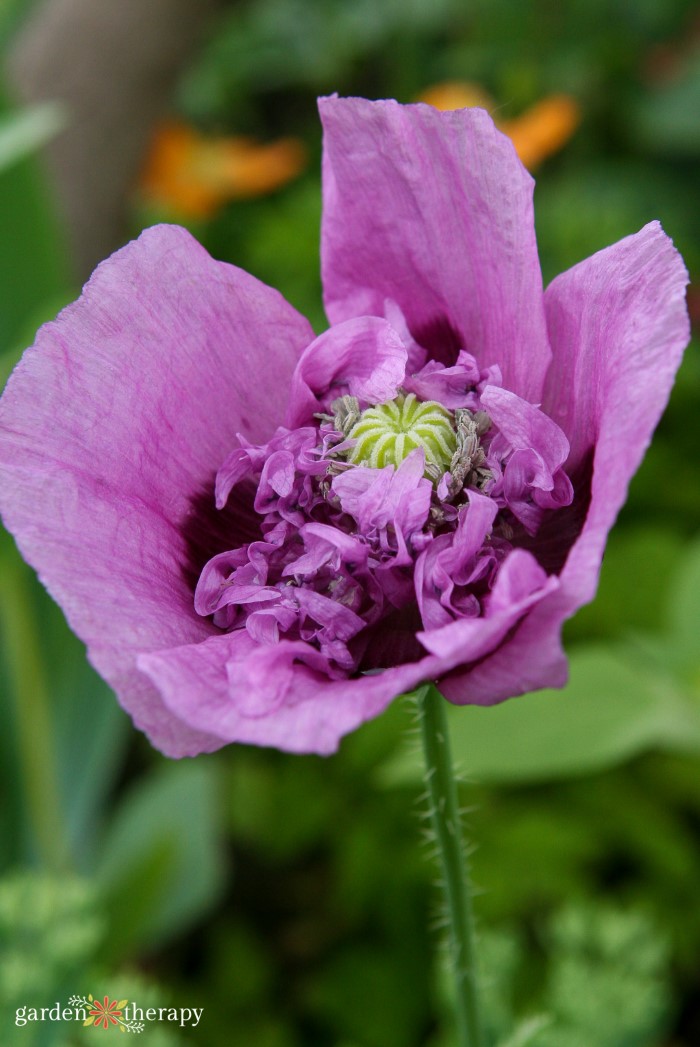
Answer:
543;222;689;473
0;225;314;756
319;95;552;401
440;222;690;707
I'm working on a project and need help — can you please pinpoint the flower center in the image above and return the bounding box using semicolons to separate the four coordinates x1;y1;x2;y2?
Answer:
345;393;456;471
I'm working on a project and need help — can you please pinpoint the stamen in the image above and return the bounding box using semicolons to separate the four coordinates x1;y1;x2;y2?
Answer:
333;395;362;436
447;409;492;497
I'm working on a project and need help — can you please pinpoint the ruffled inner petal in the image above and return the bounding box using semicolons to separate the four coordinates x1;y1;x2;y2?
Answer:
140;557;559;756
190;337;585;742
286;315;408;426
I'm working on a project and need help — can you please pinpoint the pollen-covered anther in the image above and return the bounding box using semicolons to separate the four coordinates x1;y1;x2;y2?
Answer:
447;408;492;498
346;392;457;472
331;395;362;436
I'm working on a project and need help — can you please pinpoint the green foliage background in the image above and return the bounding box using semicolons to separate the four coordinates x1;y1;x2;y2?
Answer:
1;0;699;1044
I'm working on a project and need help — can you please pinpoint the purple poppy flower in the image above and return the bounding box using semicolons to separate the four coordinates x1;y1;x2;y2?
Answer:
0;97;690;757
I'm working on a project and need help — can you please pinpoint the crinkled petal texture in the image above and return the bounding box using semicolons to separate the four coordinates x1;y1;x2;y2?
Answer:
319;95;552;401
0;225;314;756
440;221;690;706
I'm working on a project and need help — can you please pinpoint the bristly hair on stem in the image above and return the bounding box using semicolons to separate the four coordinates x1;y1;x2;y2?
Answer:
416;683;485;1047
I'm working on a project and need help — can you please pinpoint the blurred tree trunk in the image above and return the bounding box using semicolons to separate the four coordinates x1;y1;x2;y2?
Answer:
5;0;229;279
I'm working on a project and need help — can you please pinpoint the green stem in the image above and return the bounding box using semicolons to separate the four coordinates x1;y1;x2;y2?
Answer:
0;549;68;872
417;683;484;1047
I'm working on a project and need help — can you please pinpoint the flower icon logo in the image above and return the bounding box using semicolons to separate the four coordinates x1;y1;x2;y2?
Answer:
85;996;127;1029
67;993;144;1033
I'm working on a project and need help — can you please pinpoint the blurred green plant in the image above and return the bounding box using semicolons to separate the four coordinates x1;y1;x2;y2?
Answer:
95;760;226;960
0;871;187;1047
0;872;103;1011
0;101;65;173
0;86;71;353
533;905;671;1047
631;45;700;156
428;903;672;1047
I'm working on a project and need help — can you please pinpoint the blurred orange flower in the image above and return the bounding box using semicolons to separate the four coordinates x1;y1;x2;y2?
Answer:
139;121;307;219
416;81;580;170
417;80;494;113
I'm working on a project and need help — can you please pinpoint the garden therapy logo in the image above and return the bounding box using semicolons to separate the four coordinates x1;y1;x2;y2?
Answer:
15;995;203;1030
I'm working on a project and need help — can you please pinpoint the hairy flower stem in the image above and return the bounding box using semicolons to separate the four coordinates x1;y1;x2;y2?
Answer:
417;683;484;1047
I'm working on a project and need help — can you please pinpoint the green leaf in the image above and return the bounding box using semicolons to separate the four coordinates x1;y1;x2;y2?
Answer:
94;760;226;957
665;535;700;675
535;160;697;287
565;526;683;642
238;178;325;332
0;533;68;871
0;85;70;350
303;943;428;1047
0;102;67;173
1;290;76;391
497;1015;553;1047
380;644;700;786
0;0;31;50
0;528;129;871
48;620;129;866
631;53;700;155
